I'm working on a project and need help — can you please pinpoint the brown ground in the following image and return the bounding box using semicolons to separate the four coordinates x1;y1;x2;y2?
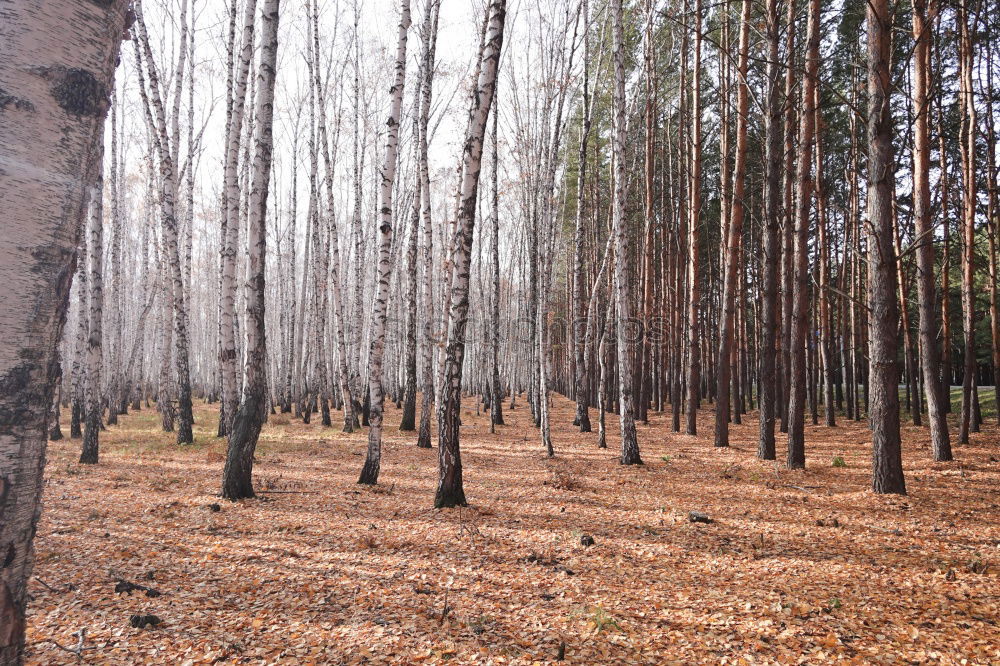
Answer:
25;395;1000;665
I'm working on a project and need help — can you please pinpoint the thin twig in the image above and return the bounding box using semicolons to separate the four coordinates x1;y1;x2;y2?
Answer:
34;576;60;593
438;590;451;626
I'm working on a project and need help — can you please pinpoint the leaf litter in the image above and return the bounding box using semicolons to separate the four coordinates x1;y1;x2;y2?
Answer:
25;397;1000;664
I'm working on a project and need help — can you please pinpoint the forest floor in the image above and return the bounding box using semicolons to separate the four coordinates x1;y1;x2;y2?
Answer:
26;394;1000;665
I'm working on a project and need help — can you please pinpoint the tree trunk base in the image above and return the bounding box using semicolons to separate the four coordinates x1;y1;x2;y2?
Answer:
321;398;331;427
222;395;264;501
400;401;416;431
434;487;467;509
620;452;642;465
358;459;380;485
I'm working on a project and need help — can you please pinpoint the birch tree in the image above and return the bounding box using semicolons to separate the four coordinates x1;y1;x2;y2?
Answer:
571;0;594;433
488;82;504;431
436;0;507;508
314;0;358;433
416;0;441;449
221;0;281;500
611;0;641;465
219;0;258;437
402;0;440;433
0;1;128;659
134;0;196;445
70;215;88;440
80;141;106;465
359;0;411;486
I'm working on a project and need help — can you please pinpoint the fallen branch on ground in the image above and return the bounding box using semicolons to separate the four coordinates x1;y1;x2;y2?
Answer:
35;628;92;662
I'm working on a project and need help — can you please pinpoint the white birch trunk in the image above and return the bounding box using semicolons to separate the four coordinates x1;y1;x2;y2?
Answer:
222;0;281;500
489;89;505;430
70;231;88;439
0;1;127;659
417;0;441;449
80;139;105;464
435;0;507;508
312;0;358;432
611;0;641;465
220;0;258;437
107;95;124;423
359;0;411;485
134;1;195;444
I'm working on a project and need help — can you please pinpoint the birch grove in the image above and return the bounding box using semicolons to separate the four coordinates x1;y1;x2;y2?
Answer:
12;0;1000;494
4;0;1000;660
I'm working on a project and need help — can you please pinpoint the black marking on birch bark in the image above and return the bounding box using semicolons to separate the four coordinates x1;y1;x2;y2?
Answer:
124;8;137;34
0;88;36;113
0;477;8;514
0;581;24;648
87;0;115;7
0;364;41;428
49;68;110;118
2;544;14;569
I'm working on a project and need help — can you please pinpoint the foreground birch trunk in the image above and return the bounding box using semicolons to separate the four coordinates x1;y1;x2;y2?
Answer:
435;0;507;508
0;2;128;660
221;0;281;500
155;226;176;431
359;0;411;485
